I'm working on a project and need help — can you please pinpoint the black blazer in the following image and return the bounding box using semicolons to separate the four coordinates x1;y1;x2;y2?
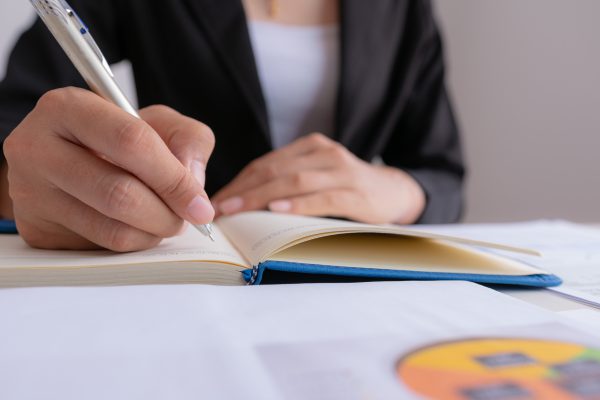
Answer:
0;0;464;223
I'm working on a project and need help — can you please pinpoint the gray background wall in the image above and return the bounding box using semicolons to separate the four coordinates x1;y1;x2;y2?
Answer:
1;1;598;222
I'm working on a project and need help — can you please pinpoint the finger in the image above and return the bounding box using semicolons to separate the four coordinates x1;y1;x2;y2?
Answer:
216;133;337;195
218;171;349;215
247;132;337;167
14;211;101;251
212;151;332;206
34;88;214;225
213;140;346;205
14;189;161;252
10;182;100;250
268;189;362;220
42;136;184;238
140;105;215;186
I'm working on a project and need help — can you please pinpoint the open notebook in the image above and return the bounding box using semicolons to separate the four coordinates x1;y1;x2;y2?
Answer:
0;211;561;287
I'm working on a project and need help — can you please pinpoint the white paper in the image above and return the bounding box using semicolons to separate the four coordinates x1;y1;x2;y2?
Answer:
559;308;600;334
414;220;600;307
258;323;600;400
0;281;582;399
0;284;279;400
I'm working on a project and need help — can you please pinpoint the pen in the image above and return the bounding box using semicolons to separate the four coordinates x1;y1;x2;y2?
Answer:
30;0;216;241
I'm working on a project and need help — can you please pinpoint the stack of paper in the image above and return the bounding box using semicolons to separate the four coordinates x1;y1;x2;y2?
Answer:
416;220;600;307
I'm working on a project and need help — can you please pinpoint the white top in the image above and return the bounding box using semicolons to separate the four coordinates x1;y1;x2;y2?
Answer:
247;21;340;148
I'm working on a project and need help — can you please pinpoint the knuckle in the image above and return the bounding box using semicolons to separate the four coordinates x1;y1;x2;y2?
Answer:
157;168;192;201
36;87;80;112
7;180;28;204
290;171;312;191
101;220;162;252
4;119;56;167
2;133;21;162
261;164;279;181
105;224;137;252
17;224;48;249
172;120;215;159
246;160;261;175
307;132;331;147
145;104;173;115
99;218;153;253
36;89;66;112
199;123;216;149
104;177;140;216
328;145;351;164
115;119;151;153
324;191;341;209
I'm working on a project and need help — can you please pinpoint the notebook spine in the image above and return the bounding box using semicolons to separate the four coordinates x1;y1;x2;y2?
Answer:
247;265;260;285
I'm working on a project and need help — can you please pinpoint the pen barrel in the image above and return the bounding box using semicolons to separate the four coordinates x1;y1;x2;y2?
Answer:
61;35;139;118
83;73;139;118
37;9;139;118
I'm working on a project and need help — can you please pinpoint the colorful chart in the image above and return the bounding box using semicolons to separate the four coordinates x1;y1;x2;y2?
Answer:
397;337;600;399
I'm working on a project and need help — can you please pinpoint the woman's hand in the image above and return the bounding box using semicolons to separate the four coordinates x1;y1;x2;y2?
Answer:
3;87;215;251
0;161;12;219
212;133;425;224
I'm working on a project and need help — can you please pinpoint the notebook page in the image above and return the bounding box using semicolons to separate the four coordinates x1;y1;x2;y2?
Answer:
217;211;360;265
268;234;544;275
216;211;537;266
0;224;249;269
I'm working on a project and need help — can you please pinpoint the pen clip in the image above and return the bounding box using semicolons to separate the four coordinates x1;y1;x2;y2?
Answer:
29;0;67;23
65;6;114;78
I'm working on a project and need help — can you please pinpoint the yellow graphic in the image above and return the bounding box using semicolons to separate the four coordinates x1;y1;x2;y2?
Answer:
397;338;600;400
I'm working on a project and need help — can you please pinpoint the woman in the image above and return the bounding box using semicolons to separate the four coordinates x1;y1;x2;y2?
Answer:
0;0;464;251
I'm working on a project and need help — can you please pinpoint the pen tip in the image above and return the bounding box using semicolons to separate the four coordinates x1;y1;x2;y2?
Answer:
206;224;216;241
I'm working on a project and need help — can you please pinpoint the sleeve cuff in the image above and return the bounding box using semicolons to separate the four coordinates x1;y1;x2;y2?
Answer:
403;168;464;224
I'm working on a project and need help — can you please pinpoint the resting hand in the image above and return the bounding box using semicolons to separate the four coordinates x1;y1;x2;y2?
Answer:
3;87;215;251
212;133;425;224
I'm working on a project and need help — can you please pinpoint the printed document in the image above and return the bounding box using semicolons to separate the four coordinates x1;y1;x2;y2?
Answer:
1;281;597;399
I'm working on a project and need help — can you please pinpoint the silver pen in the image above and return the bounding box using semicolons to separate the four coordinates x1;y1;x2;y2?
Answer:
30;0;216;241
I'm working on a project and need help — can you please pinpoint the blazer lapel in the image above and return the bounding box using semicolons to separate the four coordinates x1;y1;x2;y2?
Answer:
337;0;408;148
183;0;271;146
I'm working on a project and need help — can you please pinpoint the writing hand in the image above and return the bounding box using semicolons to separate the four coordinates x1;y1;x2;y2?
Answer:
3;88;215;251
212;133;425;224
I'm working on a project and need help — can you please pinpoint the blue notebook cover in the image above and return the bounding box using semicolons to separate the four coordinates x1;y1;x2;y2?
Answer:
0;220;17;234
225;212;563;288
242;261;562;287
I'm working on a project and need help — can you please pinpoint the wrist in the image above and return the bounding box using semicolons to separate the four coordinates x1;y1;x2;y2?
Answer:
385;167;426;224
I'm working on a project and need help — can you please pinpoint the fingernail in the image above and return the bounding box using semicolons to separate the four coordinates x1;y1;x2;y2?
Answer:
187;196;213;224
269;200;292;213
191;160;206;187
219;197;243;215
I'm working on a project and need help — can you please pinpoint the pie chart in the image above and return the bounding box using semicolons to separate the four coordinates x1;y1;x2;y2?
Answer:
397;337;600;399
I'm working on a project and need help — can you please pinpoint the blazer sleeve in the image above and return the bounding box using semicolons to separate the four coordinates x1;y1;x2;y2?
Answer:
0;0;124;161
381;1;465;223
